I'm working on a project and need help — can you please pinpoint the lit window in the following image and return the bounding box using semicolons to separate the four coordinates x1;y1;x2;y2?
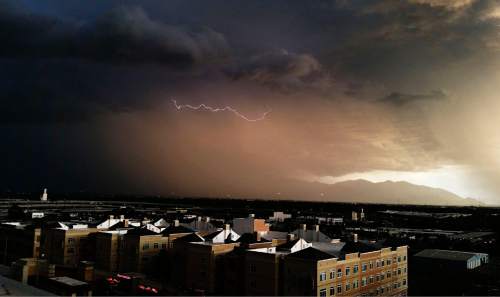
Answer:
320;272;327;281
320;288;327;297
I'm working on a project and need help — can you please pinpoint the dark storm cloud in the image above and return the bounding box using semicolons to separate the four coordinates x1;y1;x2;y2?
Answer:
0;5;230;123
226;50;334;92
0;5;229;66
379;90;448;106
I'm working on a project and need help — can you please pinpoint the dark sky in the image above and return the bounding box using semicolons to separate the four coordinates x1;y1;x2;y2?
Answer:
2;0;500;204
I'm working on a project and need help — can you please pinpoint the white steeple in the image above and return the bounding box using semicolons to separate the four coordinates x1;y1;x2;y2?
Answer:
41;188;48;201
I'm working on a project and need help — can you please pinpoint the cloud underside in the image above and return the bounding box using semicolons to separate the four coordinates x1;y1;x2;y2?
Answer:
1;0;500;202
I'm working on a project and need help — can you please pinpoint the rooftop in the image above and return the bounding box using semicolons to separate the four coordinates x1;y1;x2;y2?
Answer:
286;247;334;261
49;276;88;287
414;249;487;261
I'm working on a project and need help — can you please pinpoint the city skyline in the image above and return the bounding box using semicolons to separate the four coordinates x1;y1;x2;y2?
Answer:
2;0;500;204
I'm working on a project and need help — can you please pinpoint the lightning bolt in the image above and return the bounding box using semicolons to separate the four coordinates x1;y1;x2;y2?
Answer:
171;99;271;122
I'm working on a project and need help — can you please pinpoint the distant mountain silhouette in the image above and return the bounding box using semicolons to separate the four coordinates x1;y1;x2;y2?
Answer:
276;179;483;206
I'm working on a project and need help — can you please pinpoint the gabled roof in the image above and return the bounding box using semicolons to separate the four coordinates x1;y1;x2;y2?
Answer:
203;230;223;240
286;247;334;261
277;239;300;250
236;233;270;244
341;241;379;254
175;233;205;243
126;227;159;236
107;221;134;230
161;225;194;236
312;242;344;258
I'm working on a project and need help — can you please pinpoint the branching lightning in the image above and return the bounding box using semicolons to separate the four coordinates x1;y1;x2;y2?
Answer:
171;99;271;122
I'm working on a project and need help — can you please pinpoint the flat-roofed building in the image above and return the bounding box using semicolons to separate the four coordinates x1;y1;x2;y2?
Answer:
411;249;489;295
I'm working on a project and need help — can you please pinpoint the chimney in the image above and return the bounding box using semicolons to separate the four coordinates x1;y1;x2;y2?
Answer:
224;224;231;231
249;214;255;218
298;224;307;239
109;215;114;220
205;217;210;223
120;215;125;221
197;216;202;222
353;233;358;243
313;225;320;232
255;232;261;242
174;220;180;227
287;233;295;241
124;219;129;228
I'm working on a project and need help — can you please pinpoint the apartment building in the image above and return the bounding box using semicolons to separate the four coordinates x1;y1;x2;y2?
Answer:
94;230;128;272
118;227;169;273
184;241;240;294
44;223;99;266
293;224;334;243
283;244;408;296
0;222;41;265
233;214;270;235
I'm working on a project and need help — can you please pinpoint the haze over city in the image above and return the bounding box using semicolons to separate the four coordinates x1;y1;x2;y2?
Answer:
2;0;500;205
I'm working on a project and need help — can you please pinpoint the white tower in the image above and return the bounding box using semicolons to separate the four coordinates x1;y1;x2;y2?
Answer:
41;188;48;201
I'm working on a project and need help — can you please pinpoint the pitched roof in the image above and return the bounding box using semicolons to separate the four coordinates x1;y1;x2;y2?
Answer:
203;230;223;240
126;227;159;236
161;225;194;236
341;241;379;254
236;233;270;244
175;233;205;243
286;247;334;261
107;221;134;230
277;239;300;250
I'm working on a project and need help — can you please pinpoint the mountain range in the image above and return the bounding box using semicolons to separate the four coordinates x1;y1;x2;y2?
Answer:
275;179;483;206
